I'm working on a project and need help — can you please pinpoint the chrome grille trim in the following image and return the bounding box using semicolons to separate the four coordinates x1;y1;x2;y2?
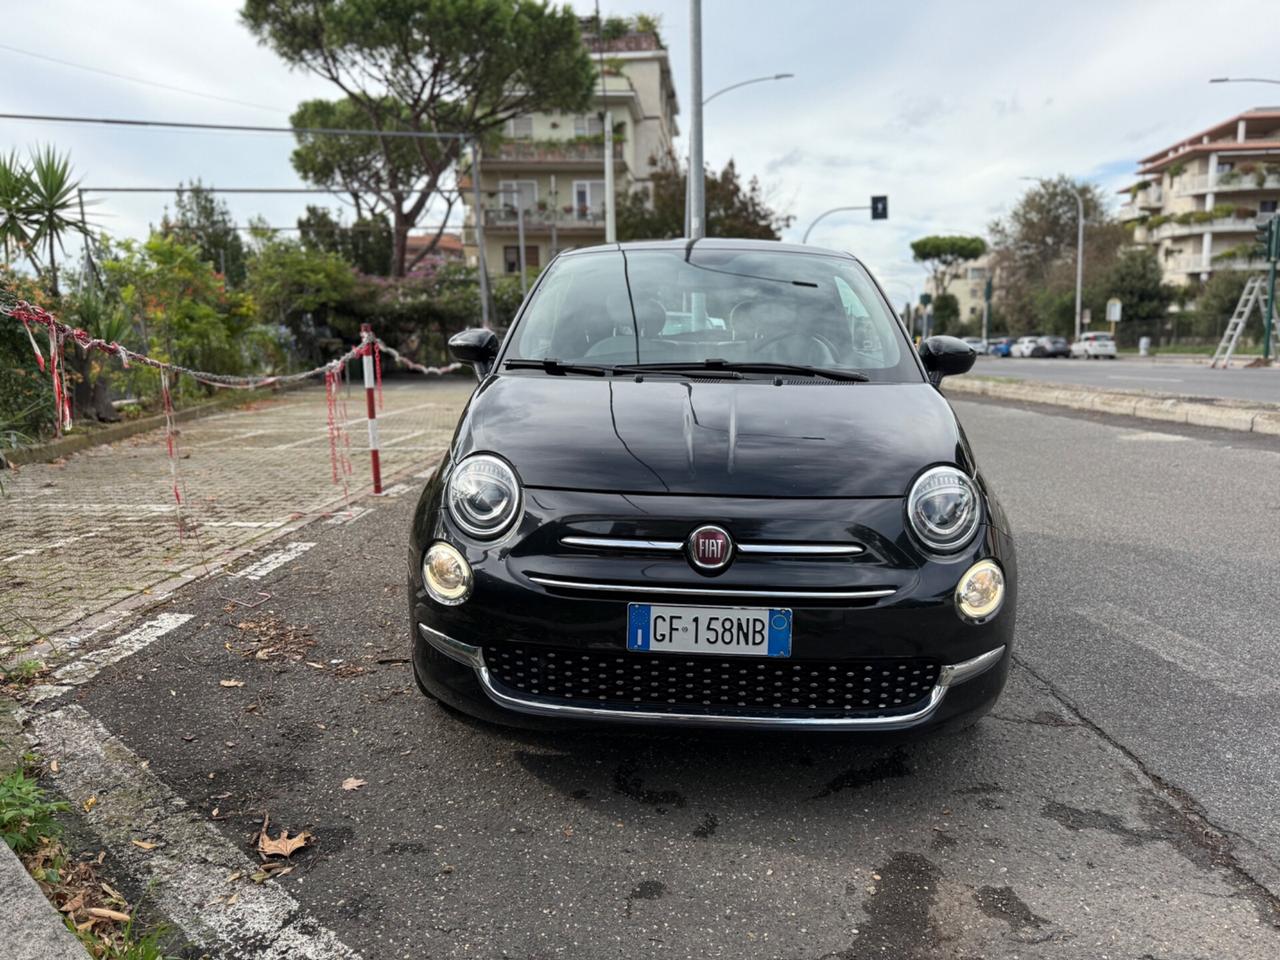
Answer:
560;536;683;552
737;543;864;556
525;575;895;600
416;623;1005;731
559;536;864;557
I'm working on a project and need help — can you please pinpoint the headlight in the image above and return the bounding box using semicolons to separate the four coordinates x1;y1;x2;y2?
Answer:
422;542;473;605
446;454;521;538
955;559;1005;622
907;465;980;552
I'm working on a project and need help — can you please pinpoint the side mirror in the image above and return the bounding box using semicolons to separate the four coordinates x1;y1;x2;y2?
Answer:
449;327;499;378
918;335;976;385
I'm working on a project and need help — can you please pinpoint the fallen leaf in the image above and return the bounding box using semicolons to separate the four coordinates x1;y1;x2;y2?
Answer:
88;907;131;923
306;661;326;669
82;795;97;813
226;871;242;883
181;735;195;742
341;777;367;791
258;828;313;858
130;840;157;851
49;760;60;774
220;679;245;688
211;807;220;818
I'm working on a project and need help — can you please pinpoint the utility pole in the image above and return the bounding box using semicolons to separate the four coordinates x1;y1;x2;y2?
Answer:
1072;189;1084;342
596;1;616;243
470;141;491;329
687;0;705;238
1265;216;1279;361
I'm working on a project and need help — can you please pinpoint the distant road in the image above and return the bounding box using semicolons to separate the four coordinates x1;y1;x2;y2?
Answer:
967;355;1280;405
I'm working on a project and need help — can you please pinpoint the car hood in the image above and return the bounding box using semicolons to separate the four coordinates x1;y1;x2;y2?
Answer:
453;375;970;498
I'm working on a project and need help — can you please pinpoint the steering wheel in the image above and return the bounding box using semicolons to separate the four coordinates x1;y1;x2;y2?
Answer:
755;330;840;366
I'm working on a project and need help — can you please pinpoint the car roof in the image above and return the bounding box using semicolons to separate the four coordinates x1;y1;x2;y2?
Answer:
559;237;859;262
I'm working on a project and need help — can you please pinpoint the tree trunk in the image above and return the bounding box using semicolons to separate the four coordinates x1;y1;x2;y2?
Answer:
391;210;408;277
91;376;119;422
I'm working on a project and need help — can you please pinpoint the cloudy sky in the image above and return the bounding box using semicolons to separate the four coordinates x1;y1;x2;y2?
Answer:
3;0;1277;301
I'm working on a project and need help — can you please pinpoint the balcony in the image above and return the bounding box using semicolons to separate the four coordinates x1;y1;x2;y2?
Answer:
1175;171;1280;196
1163;254;1265;275
1148;215;1263;241
485;138;625;168
479;204;608;232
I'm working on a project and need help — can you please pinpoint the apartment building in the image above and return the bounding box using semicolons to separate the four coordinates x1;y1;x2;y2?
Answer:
943;254;995;327
1119;107;1280;285
460;17;679;275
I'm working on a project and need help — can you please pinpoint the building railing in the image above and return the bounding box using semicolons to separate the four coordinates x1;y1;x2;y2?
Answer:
1175;172;1280;196
487;139;625;165
1163;254;1263;274
480;204;608;230
1149;215;1263;241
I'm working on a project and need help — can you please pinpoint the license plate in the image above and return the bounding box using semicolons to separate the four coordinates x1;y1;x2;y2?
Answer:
626;603;792;657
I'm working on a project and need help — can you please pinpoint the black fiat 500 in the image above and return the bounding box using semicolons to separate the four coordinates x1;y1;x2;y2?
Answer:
408;239;1015;733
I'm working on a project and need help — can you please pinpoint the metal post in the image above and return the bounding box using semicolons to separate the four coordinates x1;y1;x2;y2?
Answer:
1266;243;1277;362
359;324;383;495
550;173;558;255
470;141;492;329
1073;189;1085;342
604;110;616;243
687;0;705;239
516;191;528;300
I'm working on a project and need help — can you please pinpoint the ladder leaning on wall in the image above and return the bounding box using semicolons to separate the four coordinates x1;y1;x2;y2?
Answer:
1210;275;1276;369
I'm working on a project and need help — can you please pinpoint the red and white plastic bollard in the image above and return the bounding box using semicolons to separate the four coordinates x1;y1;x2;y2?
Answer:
360;323;383;495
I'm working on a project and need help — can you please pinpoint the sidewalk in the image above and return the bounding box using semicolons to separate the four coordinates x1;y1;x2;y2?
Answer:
0;378;474;661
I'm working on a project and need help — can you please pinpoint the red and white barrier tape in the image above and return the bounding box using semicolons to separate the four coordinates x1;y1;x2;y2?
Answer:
1;298;463;505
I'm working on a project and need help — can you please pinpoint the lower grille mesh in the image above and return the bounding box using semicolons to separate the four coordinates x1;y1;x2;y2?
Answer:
486;643;940;717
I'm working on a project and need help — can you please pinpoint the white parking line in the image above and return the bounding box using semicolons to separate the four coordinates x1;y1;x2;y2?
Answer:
325;506;374;525
27;613;195;701
231;542;316;580
30;705;361;960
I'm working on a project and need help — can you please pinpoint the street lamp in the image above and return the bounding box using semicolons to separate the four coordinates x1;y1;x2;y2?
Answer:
1209;77;1280;85
801;205;871;244
685;72;795;236
1019;176;1086;342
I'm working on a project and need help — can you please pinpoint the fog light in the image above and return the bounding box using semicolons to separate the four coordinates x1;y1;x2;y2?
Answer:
422;542;472;606
955;559;1004;622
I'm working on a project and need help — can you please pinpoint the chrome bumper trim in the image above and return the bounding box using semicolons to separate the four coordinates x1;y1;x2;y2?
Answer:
526;575;895;601
418;623;1005;731
559;537;864;557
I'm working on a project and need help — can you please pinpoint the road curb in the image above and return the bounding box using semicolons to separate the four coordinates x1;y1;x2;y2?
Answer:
0;704;88;960
945;376;1280;435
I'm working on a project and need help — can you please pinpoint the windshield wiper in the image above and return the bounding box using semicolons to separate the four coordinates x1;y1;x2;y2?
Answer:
505;358;614;377
616;360;870;382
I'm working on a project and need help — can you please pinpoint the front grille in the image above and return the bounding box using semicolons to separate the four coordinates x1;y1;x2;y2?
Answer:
486;643;940;718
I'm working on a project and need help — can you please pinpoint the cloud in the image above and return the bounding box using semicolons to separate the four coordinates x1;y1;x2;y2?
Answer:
7;0;1279;300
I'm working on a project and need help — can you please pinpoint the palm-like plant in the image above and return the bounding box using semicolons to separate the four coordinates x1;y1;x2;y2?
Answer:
0;151;37;271
25;146;86;297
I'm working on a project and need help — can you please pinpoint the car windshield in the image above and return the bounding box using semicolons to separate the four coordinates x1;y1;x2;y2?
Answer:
505;247;922;382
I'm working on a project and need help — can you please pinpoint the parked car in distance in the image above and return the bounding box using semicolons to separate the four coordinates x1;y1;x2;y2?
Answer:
1011;336;1040;357
411;238;1015;736
987;336;1014;357
962;336;986;352
1037;336;1070;358
1071;332;1118;359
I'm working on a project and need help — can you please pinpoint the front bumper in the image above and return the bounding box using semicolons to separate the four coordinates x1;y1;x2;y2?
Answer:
416;621;1007;731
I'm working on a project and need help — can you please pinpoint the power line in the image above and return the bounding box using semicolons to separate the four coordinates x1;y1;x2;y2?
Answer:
0;112;472;141
0;42;287;115
84;187;348;194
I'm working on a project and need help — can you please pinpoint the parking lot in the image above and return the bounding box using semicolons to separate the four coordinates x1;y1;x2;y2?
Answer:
13;387;1280;958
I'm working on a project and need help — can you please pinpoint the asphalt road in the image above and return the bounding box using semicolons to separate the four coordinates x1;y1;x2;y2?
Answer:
23;398;1280;959
968;354;1280;404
